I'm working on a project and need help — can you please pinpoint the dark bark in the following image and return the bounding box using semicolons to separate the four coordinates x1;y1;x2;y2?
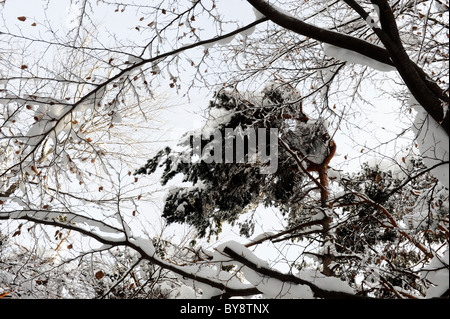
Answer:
370;0;448;135
223;246;369;299
247;0;394;66
247;0;449;136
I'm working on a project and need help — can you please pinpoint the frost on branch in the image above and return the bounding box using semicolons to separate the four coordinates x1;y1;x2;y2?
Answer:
421;250;449;298
212;240;356;299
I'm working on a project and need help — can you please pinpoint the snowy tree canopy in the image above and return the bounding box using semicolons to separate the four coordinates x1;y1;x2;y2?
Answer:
1;0;448;300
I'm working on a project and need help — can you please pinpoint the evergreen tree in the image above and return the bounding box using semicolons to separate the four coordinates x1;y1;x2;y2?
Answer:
136;82;336;239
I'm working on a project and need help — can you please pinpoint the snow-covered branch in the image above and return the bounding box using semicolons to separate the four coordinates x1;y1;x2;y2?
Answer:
217;241;365;299
246;0;394;66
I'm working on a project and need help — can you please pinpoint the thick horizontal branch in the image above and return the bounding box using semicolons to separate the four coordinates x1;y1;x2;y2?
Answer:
0;209;260;299
0;210;127;246
222;246;368;299
246;0;394;66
